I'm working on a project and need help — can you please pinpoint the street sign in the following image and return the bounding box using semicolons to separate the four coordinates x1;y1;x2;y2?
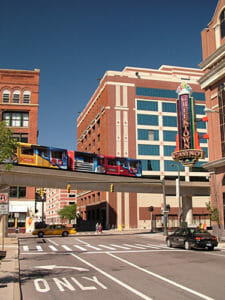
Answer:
0;193;8;204
0;204;8;214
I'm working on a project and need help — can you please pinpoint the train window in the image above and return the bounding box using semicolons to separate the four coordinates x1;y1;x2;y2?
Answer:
38;147;48;157
21;147;34;156
130;160;138;168
51;151;63;159
117;158;128;167
108;159;116;166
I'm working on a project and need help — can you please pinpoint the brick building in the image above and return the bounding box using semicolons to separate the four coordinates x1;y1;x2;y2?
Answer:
199;0;225;232
76;65;210;230
0;68;40;231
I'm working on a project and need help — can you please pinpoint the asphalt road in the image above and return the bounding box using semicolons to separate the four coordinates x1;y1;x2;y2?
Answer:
19;234;225;300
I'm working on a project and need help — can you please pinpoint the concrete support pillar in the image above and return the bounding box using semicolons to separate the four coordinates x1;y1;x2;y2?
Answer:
182;194;193;225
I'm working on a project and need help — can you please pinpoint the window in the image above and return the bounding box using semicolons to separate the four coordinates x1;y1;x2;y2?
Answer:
51;151;63;159
21;147;34;155
2;112;29;127
220;9;225;39
162;102;176;113
138;129;159;141
195;105;205;115
97;119;100;129
164;145;176;156
138;144;160;155
13;90;20;103
97;134;100;142
137;100;158;111
2;90;10;103
9;186;26;198
142;159;160;171
137;114;158;126
12;133;28;143
23;91;31;104
163;116;177;127
163;130;177;141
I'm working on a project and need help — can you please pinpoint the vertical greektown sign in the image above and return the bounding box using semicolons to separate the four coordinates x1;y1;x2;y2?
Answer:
172;82;205;166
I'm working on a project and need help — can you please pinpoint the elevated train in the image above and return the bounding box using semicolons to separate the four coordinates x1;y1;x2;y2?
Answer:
14;142;142;177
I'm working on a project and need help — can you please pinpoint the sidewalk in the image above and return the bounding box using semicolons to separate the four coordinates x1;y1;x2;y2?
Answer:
0;229;225;300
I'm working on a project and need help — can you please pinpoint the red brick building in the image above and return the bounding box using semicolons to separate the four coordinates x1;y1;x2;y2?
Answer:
0;68;40;231
199;0;225;233
76;65;210;230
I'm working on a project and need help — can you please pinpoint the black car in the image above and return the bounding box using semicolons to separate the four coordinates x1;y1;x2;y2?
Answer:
166;227;218;251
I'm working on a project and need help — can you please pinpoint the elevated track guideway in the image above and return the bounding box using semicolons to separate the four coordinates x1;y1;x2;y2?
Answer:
0;165;210;196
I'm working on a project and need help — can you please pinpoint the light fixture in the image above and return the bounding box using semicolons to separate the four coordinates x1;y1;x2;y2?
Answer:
204;107;219;113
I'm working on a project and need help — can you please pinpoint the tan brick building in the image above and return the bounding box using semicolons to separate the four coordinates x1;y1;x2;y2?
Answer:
199;0;225;233
0;68;40;232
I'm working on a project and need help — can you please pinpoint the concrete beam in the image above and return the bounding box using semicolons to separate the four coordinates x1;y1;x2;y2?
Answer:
0;165;210;196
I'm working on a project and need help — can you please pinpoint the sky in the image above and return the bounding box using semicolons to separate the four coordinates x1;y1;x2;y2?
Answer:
0;0;218;150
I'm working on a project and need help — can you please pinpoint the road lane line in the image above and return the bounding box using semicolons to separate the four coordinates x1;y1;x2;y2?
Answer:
135;243;160;249
123;244;146;249
46;238;59;246
110;244;131;250
74;245;87;251
107;253;214;300
36;245;43;252
62;245;72;251
70;253;152;300
48;245;58;251
98;244;116;250
86;245;101;250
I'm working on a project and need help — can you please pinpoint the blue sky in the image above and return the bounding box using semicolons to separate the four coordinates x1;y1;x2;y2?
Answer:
0;0;218;150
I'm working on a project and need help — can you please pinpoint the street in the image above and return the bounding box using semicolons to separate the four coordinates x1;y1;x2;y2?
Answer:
19;234;225;300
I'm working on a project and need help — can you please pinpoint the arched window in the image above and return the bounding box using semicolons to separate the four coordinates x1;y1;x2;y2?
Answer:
220;8;225;39
13;90;20;103
23;90;31;104
2;89;10;103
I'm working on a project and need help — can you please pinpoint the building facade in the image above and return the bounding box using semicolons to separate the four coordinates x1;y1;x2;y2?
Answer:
0;68;40;232
199;0;225;232
76;65;210;230
45;188;77;224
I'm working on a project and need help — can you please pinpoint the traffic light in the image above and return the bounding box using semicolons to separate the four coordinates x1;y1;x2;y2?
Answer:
110;184;114;192
40;188;44;197
67;184;71;193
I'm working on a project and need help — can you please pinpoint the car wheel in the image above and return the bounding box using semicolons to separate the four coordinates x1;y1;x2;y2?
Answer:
38;231;44;238
208;246;214;251
184;241;191;250
62;231;69;237
167;239;172;248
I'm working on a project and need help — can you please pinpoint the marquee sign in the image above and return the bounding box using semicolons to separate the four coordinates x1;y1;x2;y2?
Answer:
172;82;205;166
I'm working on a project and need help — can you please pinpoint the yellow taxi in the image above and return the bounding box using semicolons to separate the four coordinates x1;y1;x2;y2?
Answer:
32;224;76;237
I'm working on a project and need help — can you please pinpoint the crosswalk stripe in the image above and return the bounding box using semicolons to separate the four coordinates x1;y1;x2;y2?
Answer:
123;244;146;249
48;245;58;251
74;245;87;251
36;245;43;252
110;244;131;250
23;245;29;251
86;244;101;250
62;245;72;251
136;243;160;249
98;244;116;250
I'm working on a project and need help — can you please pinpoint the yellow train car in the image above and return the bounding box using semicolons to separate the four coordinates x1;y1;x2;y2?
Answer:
16;142;68;169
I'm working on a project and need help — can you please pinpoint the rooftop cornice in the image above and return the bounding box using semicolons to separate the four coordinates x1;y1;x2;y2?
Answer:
202;157;225;171
198;58;225;88
199;43;225;70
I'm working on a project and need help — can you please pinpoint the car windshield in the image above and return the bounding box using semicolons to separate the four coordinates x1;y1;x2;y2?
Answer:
189;228;211;236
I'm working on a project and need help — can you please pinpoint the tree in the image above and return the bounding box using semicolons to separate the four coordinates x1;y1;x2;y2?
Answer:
0;121;18;170
206;201;221;241
58;203;77;224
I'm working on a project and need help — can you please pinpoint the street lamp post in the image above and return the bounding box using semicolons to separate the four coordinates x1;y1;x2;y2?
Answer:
170;162;181;226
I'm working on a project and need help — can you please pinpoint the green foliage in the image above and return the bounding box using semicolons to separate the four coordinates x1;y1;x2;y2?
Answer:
58;203;77;223
0;122;18;169
206;201;220;225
